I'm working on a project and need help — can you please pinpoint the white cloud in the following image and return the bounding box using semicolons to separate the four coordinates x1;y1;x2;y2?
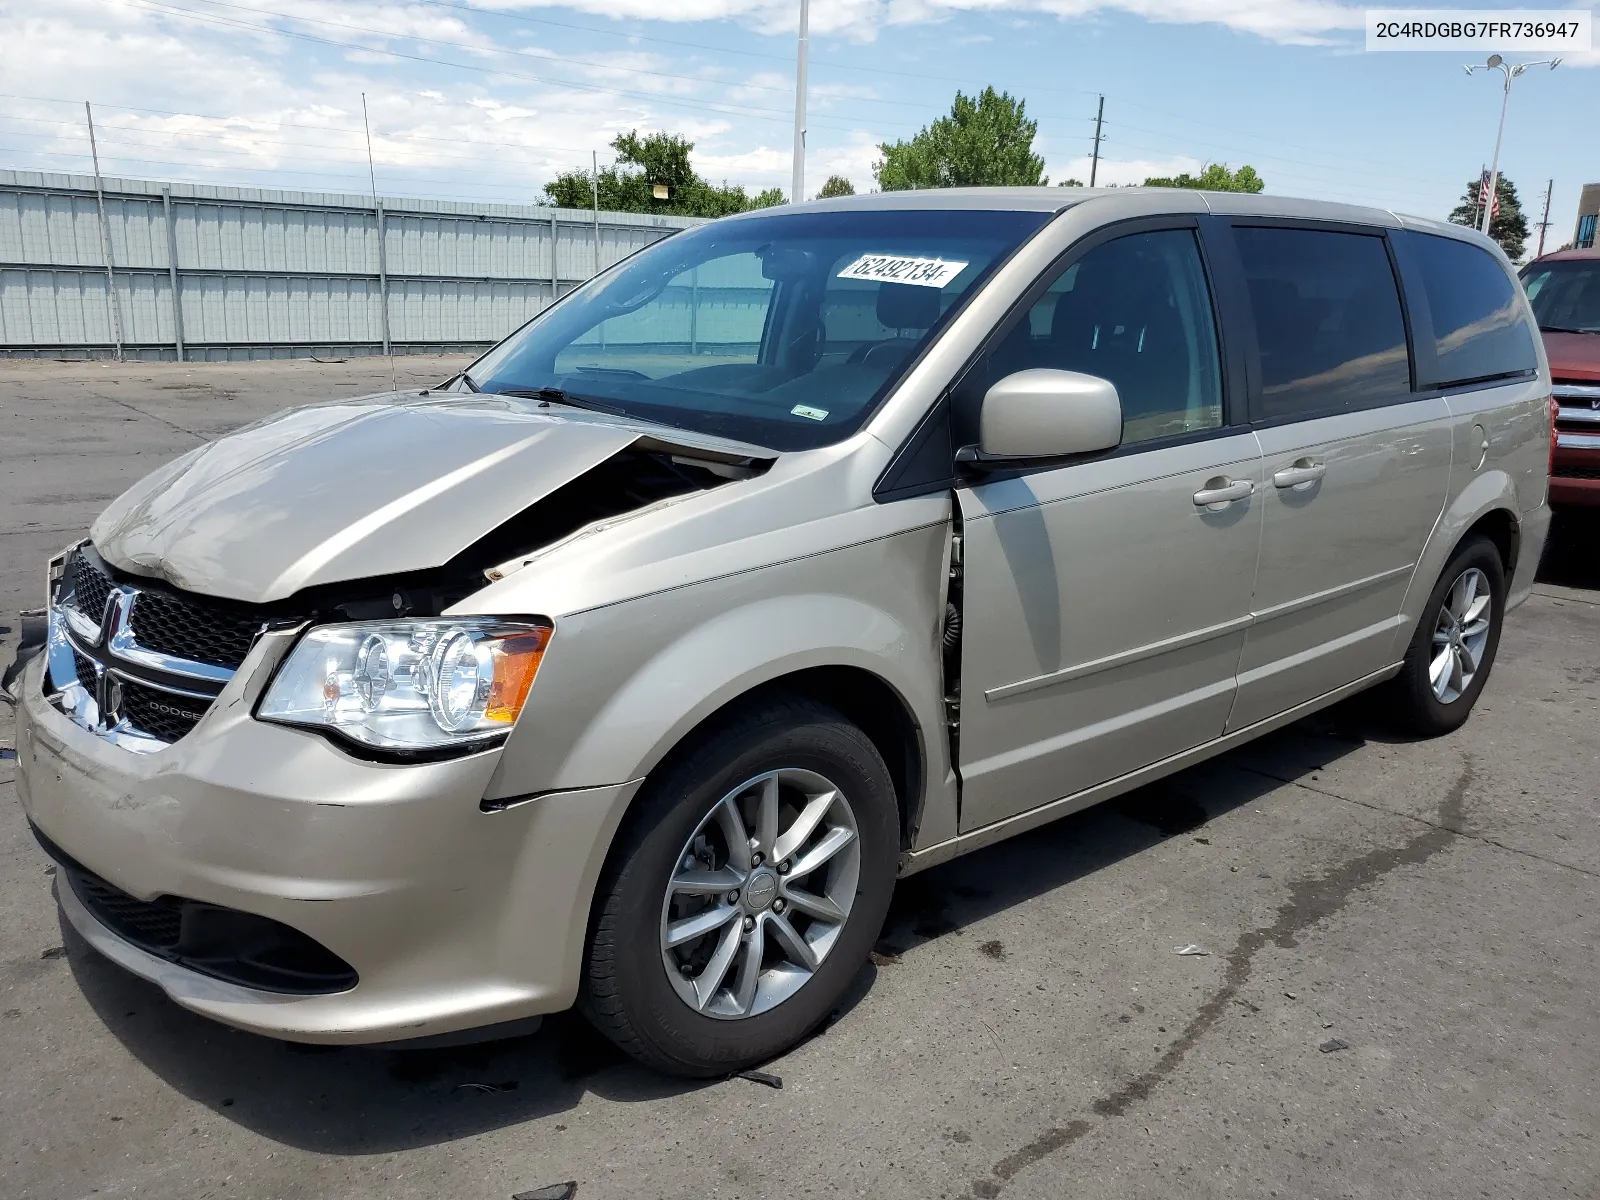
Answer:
484;0;1368;45
1048;152;1203;186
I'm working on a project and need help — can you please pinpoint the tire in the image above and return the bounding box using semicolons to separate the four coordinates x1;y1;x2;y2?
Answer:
579;695;899;1077
1387;535;1506;736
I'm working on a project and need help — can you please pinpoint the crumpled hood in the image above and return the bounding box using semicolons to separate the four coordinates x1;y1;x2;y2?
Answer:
90;392;766;603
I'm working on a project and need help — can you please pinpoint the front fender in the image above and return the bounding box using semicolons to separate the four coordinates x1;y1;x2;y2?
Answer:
482;525;953;827
566;593;925;791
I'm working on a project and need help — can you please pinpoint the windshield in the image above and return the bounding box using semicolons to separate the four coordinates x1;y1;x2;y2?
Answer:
1521;258;1600;334
466;208;1050;450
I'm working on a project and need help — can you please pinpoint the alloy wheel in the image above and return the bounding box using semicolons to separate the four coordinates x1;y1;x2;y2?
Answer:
659;768;860;1020
1430;566;1493;704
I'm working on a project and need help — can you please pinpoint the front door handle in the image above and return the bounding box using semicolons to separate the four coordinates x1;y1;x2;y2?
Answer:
1193;477;1254;508
1272;459;1327;490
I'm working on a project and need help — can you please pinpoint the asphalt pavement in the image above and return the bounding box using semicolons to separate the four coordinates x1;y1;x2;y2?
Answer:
1;356;1596;1200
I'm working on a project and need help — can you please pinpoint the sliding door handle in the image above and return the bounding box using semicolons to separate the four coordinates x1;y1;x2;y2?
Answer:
1272;459;1327;489
1193;477;1254;508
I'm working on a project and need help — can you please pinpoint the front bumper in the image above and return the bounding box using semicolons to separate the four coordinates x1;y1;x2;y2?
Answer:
13;650;638;1043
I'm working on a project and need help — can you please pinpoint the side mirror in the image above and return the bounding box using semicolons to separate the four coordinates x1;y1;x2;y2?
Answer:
962;369;1123;467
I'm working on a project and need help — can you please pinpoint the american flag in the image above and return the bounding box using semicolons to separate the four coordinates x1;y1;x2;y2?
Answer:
1480;170;1500;221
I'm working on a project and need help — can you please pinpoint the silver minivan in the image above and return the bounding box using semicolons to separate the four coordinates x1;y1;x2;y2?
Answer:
8;188;1552;1076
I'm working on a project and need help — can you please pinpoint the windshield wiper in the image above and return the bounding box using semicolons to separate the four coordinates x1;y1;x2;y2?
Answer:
494;386;630;418
1540;324;1600;334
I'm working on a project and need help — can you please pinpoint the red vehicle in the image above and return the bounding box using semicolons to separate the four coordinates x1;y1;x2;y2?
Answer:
1522;248;1600;507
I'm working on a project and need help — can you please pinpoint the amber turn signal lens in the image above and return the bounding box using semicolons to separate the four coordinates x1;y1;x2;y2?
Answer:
485;626;552;724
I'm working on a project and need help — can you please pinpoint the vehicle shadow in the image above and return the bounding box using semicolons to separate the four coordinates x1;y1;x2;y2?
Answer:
67;701;1384;1155
874;699;1382;959
1537;510;1600;592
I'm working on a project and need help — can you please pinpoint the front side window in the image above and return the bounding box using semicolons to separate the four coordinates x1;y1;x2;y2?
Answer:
1404;232;1538;388
468;209;1049;451
984;228;1224;446
1521;257;1600;336
1235;227;1410;419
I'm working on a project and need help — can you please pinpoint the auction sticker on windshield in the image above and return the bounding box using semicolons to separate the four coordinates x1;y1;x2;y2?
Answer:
837;254;969;288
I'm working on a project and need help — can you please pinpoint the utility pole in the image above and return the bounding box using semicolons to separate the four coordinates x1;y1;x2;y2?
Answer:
1464;55;1560;236
84;102;124;361
591;149;601;277
1089;94;1104;188
791;0;810;204
1535;178;1554;258
361;94;396;391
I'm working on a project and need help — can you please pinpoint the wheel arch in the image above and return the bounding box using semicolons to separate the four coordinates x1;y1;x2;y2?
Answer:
1393;469;1524;659
632;664;928;856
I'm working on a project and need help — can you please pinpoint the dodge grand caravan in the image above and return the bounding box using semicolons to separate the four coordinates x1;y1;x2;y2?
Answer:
7;189;1552;1077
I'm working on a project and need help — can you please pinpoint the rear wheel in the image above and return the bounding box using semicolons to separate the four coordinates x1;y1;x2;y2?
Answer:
1387;535;1505;736
580;696;898;1077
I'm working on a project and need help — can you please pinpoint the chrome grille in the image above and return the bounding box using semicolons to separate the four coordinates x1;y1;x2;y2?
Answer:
69;549;112;626
48;543;281;751
120;679;209;743
129;589;263;670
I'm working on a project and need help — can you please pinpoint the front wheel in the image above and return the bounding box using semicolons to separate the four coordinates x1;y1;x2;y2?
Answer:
1387;535;1506;736
579;697;899;1077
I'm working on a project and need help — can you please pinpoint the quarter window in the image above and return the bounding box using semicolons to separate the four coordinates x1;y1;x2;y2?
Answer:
1235;227;1410;419
1405;232;1538;388
987;229;1224;446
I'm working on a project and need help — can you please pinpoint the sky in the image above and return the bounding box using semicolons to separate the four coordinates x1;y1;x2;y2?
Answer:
0;0;1595;254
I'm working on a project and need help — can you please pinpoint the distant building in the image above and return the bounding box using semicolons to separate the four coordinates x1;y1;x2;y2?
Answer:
1577;182;1599;249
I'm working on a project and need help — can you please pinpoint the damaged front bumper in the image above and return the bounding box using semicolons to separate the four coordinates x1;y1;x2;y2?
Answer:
12;646;640;1044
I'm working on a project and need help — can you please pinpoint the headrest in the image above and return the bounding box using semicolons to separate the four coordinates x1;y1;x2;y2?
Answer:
877;283;941;331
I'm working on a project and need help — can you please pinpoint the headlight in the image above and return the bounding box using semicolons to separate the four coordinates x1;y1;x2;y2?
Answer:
258;619;552;752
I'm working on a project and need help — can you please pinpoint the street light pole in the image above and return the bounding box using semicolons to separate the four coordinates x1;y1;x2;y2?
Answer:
791;0;809;204
1464;55;1559;237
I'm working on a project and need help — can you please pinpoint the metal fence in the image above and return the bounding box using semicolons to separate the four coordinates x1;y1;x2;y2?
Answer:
0;169;703;361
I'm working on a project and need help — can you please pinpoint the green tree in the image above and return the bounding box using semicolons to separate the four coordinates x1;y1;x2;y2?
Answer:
1449;174;1528;260
1058;178;1084;187
543;130;780;218
817;174;856;198
874;87;1047;191
1143;163;1264;193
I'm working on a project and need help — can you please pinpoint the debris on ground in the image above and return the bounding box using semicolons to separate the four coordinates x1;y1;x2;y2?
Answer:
1319;1038;1350;1053
454;1080;519;1093
734;1069;783;1089
1175;944;1210;956
512;1183;577;1200
1284;991;1298;1000
869;949;902;966
40;946;66;960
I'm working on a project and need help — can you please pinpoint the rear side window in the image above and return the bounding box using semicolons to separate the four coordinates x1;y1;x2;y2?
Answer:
1235;227;1410;419
1405;232;1538;388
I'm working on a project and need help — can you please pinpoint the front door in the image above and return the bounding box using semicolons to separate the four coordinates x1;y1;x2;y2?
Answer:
954;224;1264;832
